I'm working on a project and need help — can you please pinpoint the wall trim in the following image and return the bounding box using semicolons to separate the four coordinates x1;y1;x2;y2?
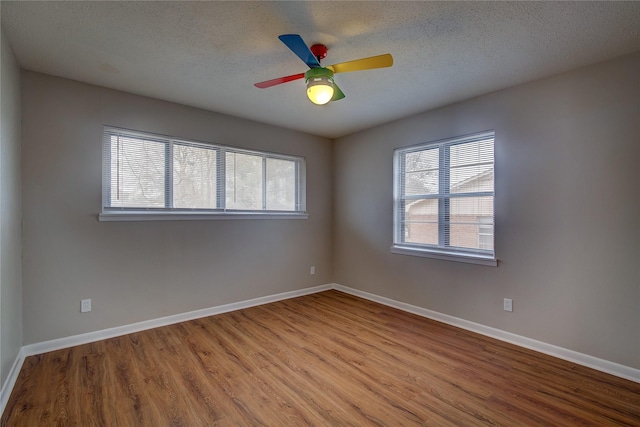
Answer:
333;283;640;384
0;347;26;417
22;284;332;357
1;284;331;416
3;282;639;417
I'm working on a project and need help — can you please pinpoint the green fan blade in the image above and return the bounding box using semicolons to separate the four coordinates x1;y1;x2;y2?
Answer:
332;83;345;101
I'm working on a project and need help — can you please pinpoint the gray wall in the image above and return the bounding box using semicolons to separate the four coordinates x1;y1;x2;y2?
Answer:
0;29;23;385
13;50;640;373
334;52;640;369
21;72;333;344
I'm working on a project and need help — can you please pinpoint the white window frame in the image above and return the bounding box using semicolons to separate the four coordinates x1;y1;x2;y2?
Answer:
392;131;496;266
99;127;307;221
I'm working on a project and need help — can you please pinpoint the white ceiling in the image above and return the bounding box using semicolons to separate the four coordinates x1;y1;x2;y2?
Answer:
2;1;640;138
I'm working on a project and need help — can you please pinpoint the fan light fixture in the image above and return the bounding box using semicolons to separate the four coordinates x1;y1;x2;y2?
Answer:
305;68;334;105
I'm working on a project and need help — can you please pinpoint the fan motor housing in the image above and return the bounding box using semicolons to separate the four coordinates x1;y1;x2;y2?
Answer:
305;67;334;82
310;44;328;61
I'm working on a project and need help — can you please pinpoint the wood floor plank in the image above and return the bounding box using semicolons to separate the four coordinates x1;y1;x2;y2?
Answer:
2;290;639;426
266;300;500;425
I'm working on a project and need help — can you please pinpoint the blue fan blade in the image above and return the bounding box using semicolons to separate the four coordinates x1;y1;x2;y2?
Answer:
278;34;321;68
332;83;345;101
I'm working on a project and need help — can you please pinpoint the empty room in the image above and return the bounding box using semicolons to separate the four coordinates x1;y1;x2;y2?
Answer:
1;1;639;425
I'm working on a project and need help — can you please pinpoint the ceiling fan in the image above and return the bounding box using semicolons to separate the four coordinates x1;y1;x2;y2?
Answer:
254;34;393;105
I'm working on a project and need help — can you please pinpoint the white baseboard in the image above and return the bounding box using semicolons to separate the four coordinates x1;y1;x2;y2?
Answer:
22;284;333;357
0;346;26;417
2;284;332;417
3;281;639;418
333;283;640;384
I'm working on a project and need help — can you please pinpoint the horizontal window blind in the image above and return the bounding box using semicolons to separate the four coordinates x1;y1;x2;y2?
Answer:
105;130;168;209
102;127;305;215
394;131;495;261
173;140;221;209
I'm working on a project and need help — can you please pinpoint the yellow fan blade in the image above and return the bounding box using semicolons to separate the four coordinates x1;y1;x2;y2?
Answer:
326;54;393;74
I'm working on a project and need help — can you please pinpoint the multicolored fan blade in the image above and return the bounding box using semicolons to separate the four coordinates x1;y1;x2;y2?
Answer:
278;34;321;68
332;83;345;101
327;54;393;74
254;73;305;89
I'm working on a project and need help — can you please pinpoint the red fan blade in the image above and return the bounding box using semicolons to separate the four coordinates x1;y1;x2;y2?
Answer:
254;73;305;89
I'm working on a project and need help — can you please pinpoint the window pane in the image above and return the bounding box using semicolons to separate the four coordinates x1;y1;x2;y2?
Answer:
449;196;493;221
450;222;495;250
404;148;439;195
449;138;493;167
478;215;494;250
404;198;439;245
450;166;493;193
266;158;296;211
449;197;494;250
109;135;165;208
173;143;217;209
450;222;494;250
225;152;263;210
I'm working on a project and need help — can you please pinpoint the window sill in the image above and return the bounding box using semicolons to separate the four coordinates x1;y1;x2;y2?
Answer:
391;245;497;267
98;211;309;222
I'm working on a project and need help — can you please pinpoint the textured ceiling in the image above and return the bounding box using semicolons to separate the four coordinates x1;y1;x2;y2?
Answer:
2;1;640;138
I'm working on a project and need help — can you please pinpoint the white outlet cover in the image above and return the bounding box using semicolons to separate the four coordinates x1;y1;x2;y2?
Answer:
503;298;513;312
81;299;92;313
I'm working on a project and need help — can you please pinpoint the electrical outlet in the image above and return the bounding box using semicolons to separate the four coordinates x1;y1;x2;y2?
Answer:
81;299;92;313
310;266;315;275
503;298;513;312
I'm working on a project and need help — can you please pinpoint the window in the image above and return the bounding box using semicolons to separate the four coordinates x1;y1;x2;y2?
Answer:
392;131;496;266
101;127;306;220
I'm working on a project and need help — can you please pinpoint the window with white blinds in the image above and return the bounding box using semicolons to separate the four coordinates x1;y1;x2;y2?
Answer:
393;131;496;266
101;127;306;220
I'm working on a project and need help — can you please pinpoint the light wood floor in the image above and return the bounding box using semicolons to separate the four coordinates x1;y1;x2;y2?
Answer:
2;290;639;426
